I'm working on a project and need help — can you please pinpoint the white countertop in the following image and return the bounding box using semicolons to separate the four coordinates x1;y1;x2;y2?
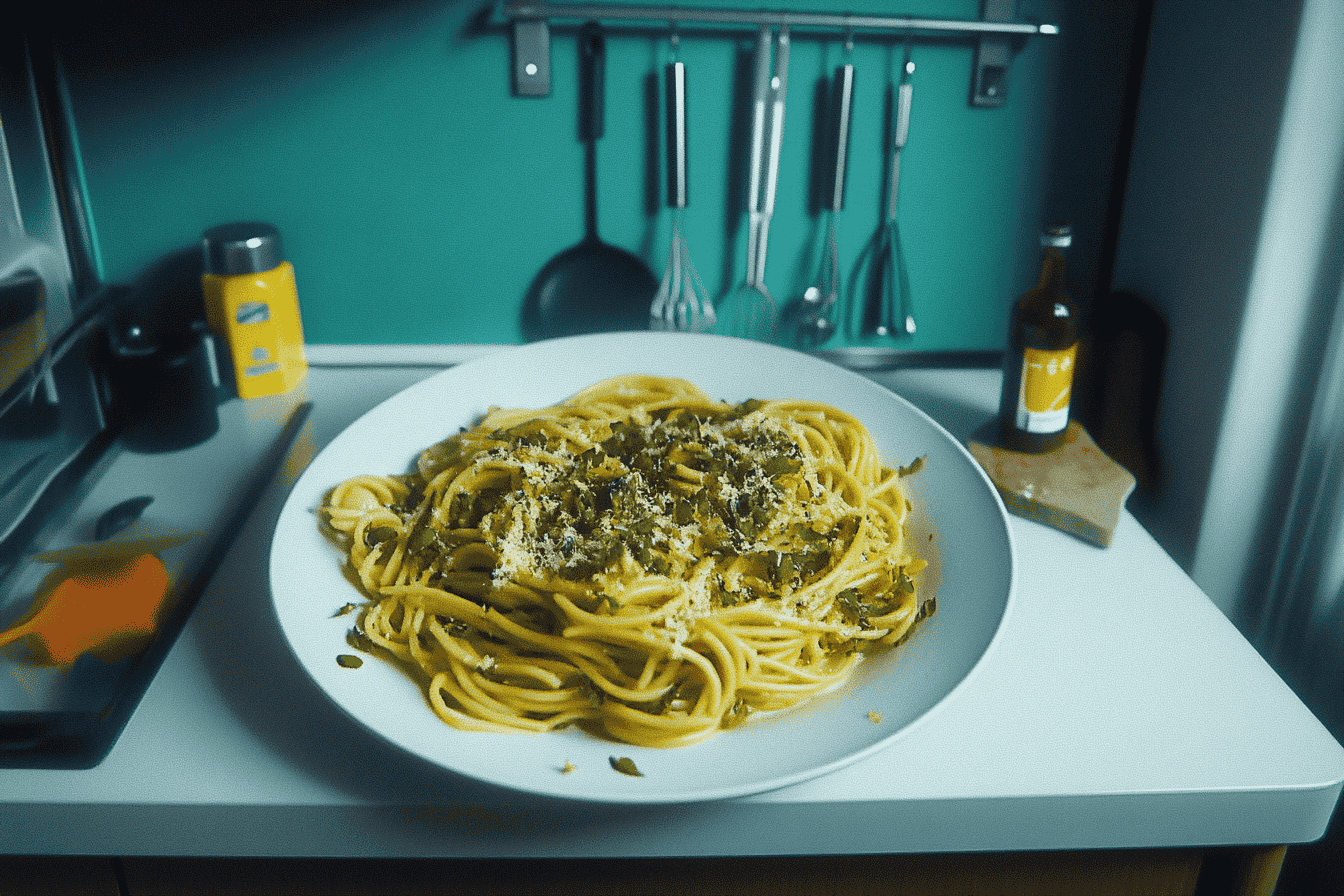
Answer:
2;351;1341;858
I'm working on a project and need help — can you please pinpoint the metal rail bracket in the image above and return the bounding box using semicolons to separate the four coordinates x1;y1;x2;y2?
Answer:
512;18;552;97
971;0;1016;107
503;2;1056;100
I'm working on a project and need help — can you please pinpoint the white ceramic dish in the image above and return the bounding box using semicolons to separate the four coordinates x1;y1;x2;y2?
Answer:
269;333;1014;804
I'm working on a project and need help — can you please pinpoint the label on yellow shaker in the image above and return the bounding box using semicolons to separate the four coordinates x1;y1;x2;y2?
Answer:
203;262;307;399
1015;344;1075;434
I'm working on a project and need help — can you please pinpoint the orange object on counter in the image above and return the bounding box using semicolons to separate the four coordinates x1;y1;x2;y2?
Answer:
0;553;170;665
202;222;307;399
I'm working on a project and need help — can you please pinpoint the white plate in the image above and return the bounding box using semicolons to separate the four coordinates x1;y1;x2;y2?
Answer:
270;333;1014;804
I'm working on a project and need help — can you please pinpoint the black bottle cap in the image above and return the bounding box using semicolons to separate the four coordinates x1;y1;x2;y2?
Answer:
202;222;284;276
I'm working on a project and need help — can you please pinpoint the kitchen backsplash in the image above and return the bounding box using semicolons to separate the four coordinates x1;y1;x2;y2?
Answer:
49;0;1138;350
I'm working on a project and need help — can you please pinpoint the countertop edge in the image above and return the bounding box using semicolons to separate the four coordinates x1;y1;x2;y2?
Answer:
2;783;1342;858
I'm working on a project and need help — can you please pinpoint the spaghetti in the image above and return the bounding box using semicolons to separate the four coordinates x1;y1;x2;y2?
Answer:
319;374;931;748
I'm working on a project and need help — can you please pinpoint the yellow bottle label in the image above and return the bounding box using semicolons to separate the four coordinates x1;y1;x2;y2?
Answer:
1016;344;1075;433
202;262;307;399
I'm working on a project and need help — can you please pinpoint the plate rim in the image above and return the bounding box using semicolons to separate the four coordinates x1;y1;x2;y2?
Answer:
269;332;1016;804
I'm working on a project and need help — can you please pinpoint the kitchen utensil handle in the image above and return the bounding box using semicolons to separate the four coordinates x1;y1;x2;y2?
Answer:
579;21;605;143
760;26;790;218
894;80;912;150
743;25;772;285
885;74;912;223
829;62;855;214
747;25;772;217
665;61;687;210
752;27;789;287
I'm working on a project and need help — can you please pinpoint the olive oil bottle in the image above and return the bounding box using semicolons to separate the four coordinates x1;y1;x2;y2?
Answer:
998;224;1080;453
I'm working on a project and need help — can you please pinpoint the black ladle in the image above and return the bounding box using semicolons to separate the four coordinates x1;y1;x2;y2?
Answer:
520;21;658;341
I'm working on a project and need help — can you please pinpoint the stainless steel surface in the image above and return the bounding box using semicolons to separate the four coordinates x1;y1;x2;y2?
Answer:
756;26;789;295
202;222;284;277
0;114;23;243
502;1;1057;97
503;2;1058;36
0;317;106;549
794;57;853;348
891;59;915;336
715;27;784;343
854;53;914;339
1;34;98;550
0;37;76;392
715;26;778;339
0;394;312;767
649;58;713;332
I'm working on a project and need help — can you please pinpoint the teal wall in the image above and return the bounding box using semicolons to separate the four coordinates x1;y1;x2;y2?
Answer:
52;0;1137;350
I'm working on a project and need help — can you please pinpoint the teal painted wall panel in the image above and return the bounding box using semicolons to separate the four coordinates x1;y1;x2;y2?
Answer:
53;0;1137;350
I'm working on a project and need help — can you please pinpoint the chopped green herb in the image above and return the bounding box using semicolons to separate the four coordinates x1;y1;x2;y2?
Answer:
609;756;644;777
336;654;364;669
723;699;753;729
364;526;398;547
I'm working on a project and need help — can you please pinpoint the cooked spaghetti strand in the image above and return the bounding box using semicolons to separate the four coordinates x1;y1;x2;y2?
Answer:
319;374;931;747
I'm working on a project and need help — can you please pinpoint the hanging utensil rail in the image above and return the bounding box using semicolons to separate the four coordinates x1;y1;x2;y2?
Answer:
503;2;1056;35
504;2;1057;98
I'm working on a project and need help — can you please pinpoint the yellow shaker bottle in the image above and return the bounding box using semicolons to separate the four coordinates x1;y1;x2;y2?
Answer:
201;222;307;399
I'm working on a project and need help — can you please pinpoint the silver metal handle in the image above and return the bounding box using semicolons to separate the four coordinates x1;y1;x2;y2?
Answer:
744;25;772;285
886;59;913;223
747;26;772;218
760;26;789;219
829;61;854;214
894;67;913;149
754;26;789;286
665;60;688;210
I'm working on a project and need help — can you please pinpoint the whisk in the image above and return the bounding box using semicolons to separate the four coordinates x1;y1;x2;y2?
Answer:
852;49;915;340
651;55;714;331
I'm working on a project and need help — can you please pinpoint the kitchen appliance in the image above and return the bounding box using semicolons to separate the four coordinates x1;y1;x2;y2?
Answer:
0;36;311;767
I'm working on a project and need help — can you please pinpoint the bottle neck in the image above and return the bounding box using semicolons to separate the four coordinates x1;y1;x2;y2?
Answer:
1037;246;1067;291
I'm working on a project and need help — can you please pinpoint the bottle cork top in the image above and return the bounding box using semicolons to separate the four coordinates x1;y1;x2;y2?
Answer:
1040;223;1073;249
